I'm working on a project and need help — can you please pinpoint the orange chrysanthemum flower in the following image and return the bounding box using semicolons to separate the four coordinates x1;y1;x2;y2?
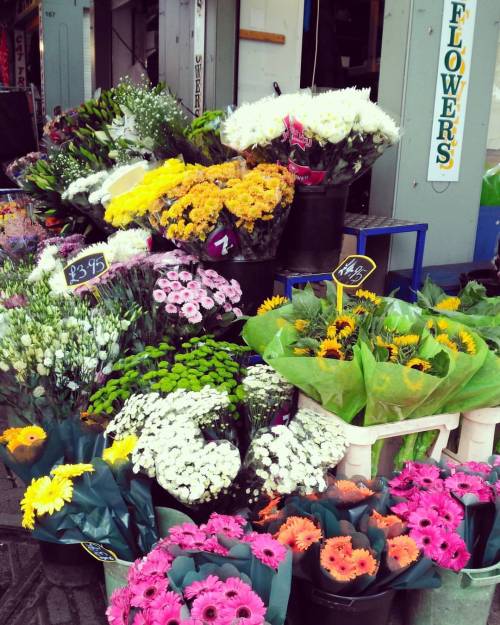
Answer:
387;535;420;568
351;549;378;577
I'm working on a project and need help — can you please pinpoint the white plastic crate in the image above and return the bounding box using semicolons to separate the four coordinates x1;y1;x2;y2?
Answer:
298;393;460;478
451;407;500;462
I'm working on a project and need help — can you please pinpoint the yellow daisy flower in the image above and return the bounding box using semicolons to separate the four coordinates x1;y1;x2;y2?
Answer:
294;319;309;332
103;435;138;465
458;330;476;355
257;295;289;316
1;425;47;452
21;475;73;528
435;296;461;311
317;338;345;360
393;334;420;347
51;464;95;479
331;315;356;339
355;289;381;306
375;336;399;362
436;333;458;352
405;358;431;372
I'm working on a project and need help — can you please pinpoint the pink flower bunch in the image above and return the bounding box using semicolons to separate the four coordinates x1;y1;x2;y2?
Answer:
389;461;499;572
153;267;243;324
106;513;285;625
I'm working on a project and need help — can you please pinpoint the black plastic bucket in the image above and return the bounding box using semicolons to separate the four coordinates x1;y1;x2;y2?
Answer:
278;184;349;273
204;258;276;316
299;584;396;625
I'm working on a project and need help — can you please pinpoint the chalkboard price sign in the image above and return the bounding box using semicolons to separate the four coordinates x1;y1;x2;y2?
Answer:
64;253;109;287
81;542;117;562
332;255;376;288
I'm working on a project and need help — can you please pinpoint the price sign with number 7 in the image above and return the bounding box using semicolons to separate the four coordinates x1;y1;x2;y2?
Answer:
332;254;377;313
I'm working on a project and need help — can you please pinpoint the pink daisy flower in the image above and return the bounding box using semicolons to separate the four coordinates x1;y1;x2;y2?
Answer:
167;291;183;304
390;499;419;521
187;280;201;290
150;589;182;610
220;588;266;625
132;610;154;625
200;297;215;310
418;491;463;528
411;464;442;488
203;513;245;539
204;269;219;279
445;472;489;499
166;271;179;280
187;311;203;324
456;461;492;475
106;587;132;625
169;281;183;291
201;276;216;289
221;577;252;601
408;507;440;530
492;456;500;467
165;303;179;314
409;526;443;560
247;534;286;569
179;271;193;282
213;291;225;305
150;601;183;625
190;592;224;624
185;575;224;600
157;278;171;289
138;547;174;578
153;289;167;303
130;577;170;609
233;307;243;317
435;532;470;572
203;537;229;556
181;302;199;318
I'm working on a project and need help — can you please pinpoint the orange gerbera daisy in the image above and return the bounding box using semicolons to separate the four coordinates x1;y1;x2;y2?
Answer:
387;535;420;568
276;527;300;552
325;556;359;582
370;510;403;529
330;480;375;503
296;526;323;552
351;548;378;576
276;517;322;553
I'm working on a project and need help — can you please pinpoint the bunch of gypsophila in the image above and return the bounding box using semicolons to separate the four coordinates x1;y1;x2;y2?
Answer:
107;391;241;505
242;365;295;435
0;278;136;425
86;335;249;418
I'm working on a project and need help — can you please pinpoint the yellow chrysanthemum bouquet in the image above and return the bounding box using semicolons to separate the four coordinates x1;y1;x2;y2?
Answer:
104;158;295;261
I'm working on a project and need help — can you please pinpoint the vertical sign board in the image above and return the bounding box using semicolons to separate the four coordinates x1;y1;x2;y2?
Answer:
427;0;477;182
14;30;26;89
193;0;205;116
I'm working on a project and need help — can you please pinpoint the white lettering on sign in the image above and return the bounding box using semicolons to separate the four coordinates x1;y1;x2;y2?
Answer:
213;234;232;256
193;0;205;116
427;0;477;182
336;258;369;282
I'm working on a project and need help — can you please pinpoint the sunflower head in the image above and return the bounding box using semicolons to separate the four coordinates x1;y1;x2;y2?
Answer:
257;295;289;315
375;336;399;362
393;334;420;347
435;296;461;312
436;333;458;352
332;315;356;339
355;289;381;306
457;330;476;355
317;338;345;360
293;319;309;332
405;357;431;372
293;346;311;356
352;304;369;316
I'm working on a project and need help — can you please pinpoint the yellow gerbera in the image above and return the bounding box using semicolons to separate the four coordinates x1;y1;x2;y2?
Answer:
405;358;431;372
458;330;476;355
293;347;310;356
436;333;458;352
21;476;73;528
435;296;461;311
317;338;345;360
1;425;47;452
103;435;138;465
294;319;309;332
375;336;399;362
257;295;289;316
393;334;420;347
51;463;95;479
355;289;381;306
330;315;356;339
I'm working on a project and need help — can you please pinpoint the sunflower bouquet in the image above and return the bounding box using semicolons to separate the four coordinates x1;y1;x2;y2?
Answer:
243;285;383;422
254;480;439;601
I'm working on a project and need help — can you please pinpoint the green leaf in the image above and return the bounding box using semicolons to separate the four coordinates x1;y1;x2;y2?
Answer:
417;276;445;309
291;284;322;319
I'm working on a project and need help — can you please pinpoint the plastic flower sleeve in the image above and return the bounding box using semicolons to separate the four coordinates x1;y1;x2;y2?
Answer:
261;325;366;423
443;349;500;412
482;498;500;567
242;303;295;355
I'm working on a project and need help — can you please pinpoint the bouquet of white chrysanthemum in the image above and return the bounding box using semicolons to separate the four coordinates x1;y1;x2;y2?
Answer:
221;88;399;185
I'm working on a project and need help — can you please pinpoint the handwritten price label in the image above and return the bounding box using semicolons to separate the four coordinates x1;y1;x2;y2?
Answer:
204;227;239;260
332;255;377;313
81;542;117;562
64;253;109;287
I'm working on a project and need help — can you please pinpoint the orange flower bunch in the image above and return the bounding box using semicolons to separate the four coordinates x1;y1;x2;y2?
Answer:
369;510;404;531
275;516;323;553
328;479;375;504
320;536;378;582
254;496;282;526
386;535;420;568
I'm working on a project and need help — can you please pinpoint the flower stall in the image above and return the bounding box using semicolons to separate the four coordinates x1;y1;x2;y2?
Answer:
0;79;499;625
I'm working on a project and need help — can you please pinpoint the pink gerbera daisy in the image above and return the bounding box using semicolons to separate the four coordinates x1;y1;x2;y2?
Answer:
409;526;443;560
445;472;489;499
435;532;470;572
202;537;229;556
418;491;463;528
408;507;440;530
136;546;174;578
185;575;224;599
220;588;266;625
390;500;418;521
190;592;224;624
150;602;183;625
130;577;170;609
132;610;154;625
247;534;287;569
203;513;245;539
457;461;492;475
221;577;252;601
106;587;132;625
150;589;182;610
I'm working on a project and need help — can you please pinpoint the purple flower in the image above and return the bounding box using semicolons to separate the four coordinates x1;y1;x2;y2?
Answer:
1;293;27;309
153;289;167;303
